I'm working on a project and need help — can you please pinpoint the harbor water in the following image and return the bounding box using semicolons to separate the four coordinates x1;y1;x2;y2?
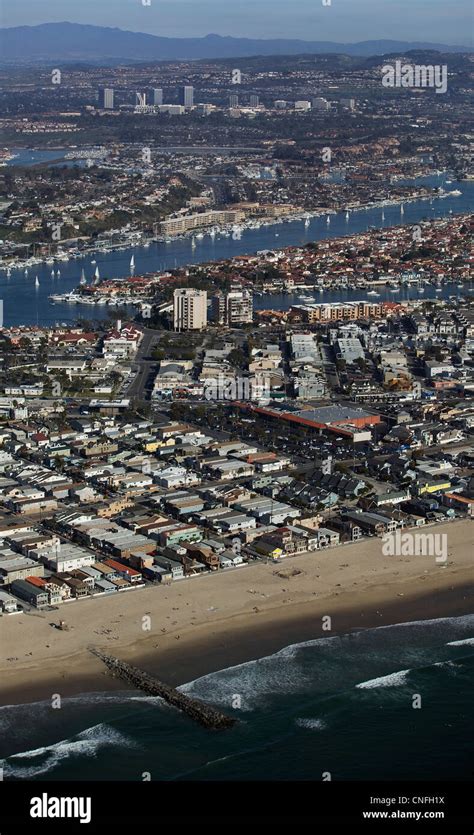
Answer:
1;172;472;327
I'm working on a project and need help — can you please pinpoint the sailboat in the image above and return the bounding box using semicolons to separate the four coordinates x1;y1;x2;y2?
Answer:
6;267;11;277
191;236;196;251
93;267;101;286
24;268;29;277
51;269;55;279
326;215;331;225
400;204;405;216
80;269;87;286
381;210;385;221
345;210;350;221
35;276;40;287
304;214;311;228
56;270;61;279
130;255;135;272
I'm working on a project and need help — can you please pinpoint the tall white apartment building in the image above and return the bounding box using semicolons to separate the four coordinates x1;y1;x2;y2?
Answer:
173;289;207;331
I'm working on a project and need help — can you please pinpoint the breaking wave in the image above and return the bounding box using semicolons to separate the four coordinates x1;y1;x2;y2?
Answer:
295;718;327;731
1;723;136;779
355;669;411;689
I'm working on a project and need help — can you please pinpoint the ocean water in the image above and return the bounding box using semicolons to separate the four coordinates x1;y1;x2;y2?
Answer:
1;616;473;782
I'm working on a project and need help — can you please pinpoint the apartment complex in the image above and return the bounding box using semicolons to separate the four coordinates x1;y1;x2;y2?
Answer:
211;289;253;326
292;301;384;322
161;209;245;236
173;289;208;332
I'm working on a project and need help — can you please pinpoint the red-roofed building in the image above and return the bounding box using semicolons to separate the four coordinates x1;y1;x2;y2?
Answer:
102;324;143;360
25;575;47;588
103;559;143;583
30;432;49;446
25;575;62;604
50;332;97;347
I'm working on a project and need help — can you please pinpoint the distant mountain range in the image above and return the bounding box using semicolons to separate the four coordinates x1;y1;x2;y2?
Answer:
0;23;470;65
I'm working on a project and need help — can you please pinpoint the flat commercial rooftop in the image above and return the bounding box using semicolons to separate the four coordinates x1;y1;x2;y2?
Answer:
296;405;376;423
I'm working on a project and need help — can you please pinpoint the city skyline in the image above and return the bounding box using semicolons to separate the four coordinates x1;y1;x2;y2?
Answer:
1;0;472;46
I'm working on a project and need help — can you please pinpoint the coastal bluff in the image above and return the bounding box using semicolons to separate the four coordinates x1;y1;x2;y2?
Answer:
90;648;237;730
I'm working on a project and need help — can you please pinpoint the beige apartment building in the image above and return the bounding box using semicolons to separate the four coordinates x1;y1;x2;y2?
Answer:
173;288;208;331
161;209;245;236
294;301;383;322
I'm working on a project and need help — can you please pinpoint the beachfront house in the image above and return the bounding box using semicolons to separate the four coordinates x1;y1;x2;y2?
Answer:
11;578;49;608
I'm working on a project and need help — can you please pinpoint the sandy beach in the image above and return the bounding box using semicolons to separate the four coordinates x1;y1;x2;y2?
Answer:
0;519;472;706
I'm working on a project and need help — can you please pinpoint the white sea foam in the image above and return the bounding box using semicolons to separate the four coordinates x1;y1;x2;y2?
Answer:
129;695;164;704
0;690;140;716
446;638;474;647
0;691;146;739
181;615;474;708
355;669;410;689
295;718;326;731
1;723;136;779
180;654;312;710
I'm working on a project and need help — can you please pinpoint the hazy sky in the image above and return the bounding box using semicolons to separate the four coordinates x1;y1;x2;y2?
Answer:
1;0;472;45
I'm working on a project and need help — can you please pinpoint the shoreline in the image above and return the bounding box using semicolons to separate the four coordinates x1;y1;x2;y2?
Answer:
1;584;472;708
1;519;472;707
1;181;465;274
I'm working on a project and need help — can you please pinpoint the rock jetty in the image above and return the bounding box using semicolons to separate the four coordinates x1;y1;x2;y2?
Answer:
90;648;237;730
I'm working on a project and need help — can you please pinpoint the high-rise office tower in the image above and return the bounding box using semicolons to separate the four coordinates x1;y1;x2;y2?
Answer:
149;87;163;106
229;94;239;108
249;94;260;107
179;86;194;107
341;98;356;111
312;97;330;111
98;88;114;109
173;289;207;331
